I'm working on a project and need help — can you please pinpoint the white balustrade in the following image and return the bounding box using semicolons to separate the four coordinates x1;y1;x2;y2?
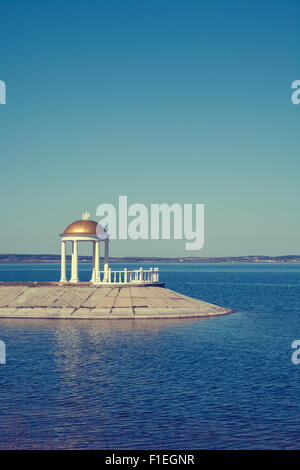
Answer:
93;267;159;284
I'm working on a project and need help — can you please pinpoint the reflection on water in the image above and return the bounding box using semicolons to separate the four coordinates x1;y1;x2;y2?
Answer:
1;263;300;449
0;317;205;449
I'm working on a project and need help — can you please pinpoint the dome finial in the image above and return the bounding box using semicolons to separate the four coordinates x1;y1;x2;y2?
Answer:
82;211;90;221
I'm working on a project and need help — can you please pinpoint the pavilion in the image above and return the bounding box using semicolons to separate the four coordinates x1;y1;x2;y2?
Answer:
59;212;159;285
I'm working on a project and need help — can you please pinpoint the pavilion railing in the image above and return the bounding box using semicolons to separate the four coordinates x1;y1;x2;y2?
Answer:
95;267;159;284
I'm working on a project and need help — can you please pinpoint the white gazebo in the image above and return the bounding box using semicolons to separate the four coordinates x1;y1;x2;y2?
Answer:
59;212;109;284
59;212;159;285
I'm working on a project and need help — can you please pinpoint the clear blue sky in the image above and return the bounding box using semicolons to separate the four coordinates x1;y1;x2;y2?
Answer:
0;0;299;257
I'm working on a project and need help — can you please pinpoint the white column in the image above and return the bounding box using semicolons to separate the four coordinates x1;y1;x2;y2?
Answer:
103;240;109;282
95;241;100;283
70;240;79;283
60;241;67;283
90;241;96;283
104;239;109;270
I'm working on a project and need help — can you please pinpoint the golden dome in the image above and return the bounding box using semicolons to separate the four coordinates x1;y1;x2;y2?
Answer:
62;220;107;237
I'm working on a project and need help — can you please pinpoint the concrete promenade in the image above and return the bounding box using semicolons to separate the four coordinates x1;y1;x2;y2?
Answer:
0;283;234;319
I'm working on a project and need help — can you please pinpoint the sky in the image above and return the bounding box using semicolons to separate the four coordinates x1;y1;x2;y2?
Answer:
0;0;299;257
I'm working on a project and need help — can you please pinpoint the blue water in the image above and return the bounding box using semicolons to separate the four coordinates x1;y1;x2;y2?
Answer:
0;262;300;449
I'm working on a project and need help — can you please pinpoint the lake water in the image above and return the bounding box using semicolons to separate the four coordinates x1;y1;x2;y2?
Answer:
0;262;300;449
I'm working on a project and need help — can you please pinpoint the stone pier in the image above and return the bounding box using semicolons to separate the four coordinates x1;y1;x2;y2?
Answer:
0;283;234;319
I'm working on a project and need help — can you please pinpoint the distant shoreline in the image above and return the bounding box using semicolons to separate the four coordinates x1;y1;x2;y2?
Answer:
0;254;300;264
